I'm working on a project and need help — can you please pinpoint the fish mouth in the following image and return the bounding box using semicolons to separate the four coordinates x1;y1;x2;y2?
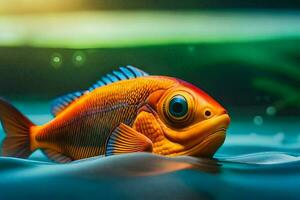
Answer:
166;114;230;157
180;129;226;158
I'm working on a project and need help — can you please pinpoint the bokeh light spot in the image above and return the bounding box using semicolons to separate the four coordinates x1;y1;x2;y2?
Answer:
51;53;62;68
266;106;276;116
253;115;263;126
72;51;86;67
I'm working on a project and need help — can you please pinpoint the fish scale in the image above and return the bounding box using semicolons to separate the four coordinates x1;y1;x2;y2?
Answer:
34;77;174;160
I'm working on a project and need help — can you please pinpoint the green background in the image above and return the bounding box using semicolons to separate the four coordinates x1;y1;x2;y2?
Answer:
0;3;299;116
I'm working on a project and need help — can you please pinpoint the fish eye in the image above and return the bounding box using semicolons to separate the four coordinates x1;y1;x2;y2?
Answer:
168;95;188;119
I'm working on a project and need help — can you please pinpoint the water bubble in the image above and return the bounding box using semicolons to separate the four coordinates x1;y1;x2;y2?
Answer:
253;115;263;126
72;51;86;67
266;106;276;116
51;53;62;68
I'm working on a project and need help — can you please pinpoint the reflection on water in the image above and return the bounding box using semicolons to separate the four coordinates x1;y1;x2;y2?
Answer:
0;102;299;200
0;152;300;200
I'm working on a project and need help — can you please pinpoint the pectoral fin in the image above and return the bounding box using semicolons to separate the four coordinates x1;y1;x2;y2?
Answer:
105;123;153;156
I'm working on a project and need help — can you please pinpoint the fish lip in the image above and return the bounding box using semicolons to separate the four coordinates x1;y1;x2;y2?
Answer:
214;127;226;133
185;114;229;157
173;129;226;157
194;130;226;157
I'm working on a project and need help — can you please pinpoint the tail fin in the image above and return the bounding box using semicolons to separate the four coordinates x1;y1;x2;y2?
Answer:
0;98;35;158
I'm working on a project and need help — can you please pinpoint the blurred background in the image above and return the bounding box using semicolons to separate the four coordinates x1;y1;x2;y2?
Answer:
0;0;299;124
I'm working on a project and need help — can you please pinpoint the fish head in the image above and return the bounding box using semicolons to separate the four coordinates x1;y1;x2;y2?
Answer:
134;77;230;158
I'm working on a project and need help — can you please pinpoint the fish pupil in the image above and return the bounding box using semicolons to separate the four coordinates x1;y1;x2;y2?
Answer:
169;95;188;118
173;102;183;113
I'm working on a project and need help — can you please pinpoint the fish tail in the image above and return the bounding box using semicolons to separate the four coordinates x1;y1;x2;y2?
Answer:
0;98;35;158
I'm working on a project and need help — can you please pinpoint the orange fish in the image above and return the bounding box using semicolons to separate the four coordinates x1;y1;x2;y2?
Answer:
0;66;230;163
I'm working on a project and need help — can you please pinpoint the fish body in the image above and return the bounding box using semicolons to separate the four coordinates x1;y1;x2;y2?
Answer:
33;76;174;160
0;66;230;163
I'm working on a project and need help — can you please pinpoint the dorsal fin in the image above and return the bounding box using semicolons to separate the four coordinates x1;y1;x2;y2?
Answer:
51;66;149;117
50;91;85;116
88;65;148;91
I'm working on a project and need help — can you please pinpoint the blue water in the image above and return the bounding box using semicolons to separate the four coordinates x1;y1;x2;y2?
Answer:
0;102;299;200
